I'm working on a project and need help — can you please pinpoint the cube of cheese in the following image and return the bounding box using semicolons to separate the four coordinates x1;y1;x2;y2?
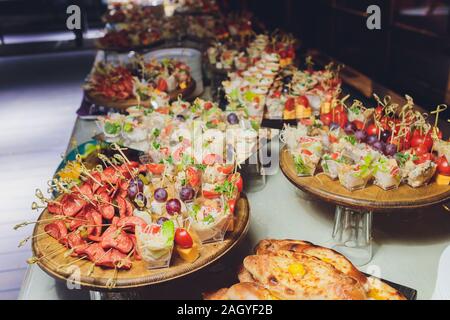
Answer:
436;174;450;185
176;244;200;263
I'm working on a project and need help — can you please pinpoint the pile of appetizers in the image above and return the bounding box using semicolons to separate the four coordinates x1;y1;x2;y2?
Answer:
102;2;163;25
100;2;183;50
25;147;244;275
84;55;193;105
223;51;280;126
98;24;162;51
266;60;342;120
185;15;229;41
207;39;250;71
222;34;297;125
282;95;450;190
97;98;260;164
208;33;295;71
174;0;220;15
204;239;406;300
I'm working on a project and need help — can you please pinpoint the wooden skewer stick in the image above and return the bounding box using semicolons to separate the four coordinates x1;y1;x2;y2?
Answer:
27;245;68;264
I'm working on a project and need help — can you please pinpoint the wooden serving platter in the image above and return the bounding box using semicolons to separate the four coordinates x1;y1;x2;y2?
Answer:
32;194;250;291
84;79;196;111
280;146;450;212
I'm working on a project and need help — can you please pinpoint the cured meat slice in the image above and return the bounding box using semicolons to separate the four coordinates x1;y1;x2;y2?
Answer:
89;172;103;193
125;199;134;217
67;232;88;255
116;216;147;232
44;221;68;244
62;194;85;217
115;196;127;218
101;225;133;254
80;243;107;262
77;183;94;201
96;248;132;269
47;201;62;215
128;234;141;261
99;204;115;220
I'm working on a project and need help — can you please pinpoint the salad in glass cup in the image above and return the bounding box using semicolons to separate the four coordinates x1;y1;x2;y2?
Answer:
135;220;175;269
372;157;402;190
187;197;232;244
321;152;351;180
338;155;373;191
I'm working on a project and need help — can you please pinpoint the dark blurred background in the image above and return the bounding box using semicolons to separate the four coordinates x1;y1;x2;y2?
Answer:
0;0;449;112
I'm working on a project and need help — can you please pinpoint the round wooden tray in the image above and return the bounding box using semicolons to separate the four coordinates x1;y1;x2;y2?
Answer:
280;146;450;212
84;79;196;111
32;194;250;291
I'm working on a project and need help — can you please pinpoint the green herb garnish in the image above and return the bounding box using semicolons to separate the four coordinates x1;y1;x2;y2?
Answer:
104;121;121;135
294;155;311;175
345;135;357;145
123;122;133;133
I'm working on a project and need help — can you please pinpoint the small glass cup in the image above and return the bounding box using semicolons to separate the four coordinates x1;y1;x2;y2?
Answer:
141;248;173;270
338;170;371;191
190;214;232;244
373;171;402;190
321;160;341;180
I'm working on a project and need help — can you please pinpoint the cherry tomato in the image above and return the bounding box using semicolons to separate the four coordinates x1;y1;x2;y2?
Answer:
285;98;295;111
365;124;380;136
333;104;345;113
422;134;433;151
320;113;332;126
228;173;243;193
296;96;309;108
333;111;348;128
174;228;193;249
414;153;434;165
410;134;425;148
414;144;429;156
157;78;168;92
271;91;281;98
328;134;338;143
301;149;313;156
375;105;383;117
217;165;234;175
146;163;165;175
204;102;213;110
436;156;450;176
186;167;201;187
227;199;236;214
202;189;220;199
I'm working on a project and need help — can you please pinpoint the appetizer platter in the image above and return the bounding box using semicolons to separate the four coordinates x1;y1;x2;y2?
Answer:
174;0;220;16
220;33;299;127
98;2;167;52
95;97;267;165
279;95;450;211
204;239;411;300
208;33;296;72
265;59;342;121
97;25;164;52
26;144;250;290
102;2;164;25
279;93;449;265
84;55;196;110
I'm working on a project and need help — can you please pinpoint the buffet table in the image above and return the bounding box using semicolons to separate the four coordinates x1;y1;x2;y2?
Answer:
18;116;450;300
